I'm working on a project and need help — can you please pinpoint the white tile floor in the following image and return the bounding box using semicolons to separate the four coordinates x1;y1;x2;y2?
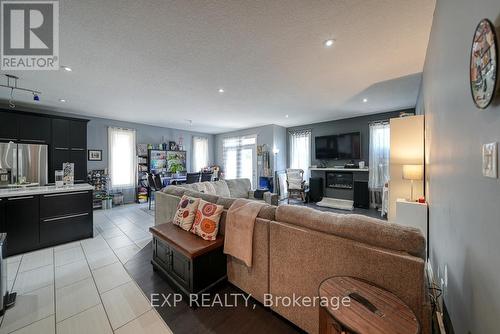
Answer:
0;204;172;334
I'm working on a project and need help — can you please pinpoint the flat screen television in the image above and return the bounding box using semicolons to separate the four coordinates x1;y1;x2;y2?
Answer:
315;132;361;160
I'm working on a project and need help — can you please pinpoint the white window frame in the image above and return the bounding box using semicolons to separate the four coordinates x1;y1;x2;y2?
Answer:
222;135;257;186
108;127;137;188
288;129;311;181
192;136;209;172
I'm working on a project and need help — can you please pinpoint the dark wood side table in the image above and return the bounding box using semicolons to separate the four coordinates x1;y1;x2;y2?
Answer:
319;277;419;334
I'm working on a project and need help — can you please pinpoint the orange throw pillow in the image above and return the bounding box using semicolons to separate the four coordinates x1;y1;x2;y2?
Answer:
190;199;224;241
173;195;200;231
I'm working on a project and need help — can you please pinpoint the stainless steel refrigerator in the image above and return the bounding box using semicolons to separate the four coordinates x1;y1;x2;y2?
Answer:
0;142;48;187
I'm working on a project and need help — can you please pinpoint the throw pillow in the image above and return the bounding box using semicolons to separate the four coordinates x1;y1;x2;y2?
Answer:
190;199;224;241
173;195;201;231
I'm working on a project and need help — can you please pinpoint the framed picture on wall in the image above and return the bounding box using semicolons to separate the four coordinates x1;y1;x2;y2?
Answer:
88;149;102;161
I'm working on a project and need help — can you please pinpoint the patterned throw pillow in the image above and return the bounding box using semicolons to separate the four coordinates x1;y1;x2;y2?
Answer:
173;196;201;231
190;199;224;241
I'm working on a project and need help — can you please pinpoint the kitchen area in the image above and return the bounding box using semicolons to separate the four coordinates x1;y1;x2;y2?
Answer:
0;109;94;256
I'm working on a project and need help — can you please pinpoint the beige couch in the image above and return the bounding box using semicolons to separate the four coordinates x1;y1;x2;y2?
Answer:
155;190;430;334
155;178;278;225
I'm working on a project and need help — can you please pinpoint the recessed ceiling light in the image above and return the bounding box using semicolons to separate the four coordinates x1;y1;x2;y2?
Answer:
218;88;225;94
324;39;335;48
59;99;66;103
285;114;289;118
61;66;72;72
362;98;368;103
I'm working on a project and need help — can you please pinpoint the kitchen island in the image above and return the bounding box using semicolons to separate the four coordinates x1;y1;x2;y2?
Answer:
0;184;94;256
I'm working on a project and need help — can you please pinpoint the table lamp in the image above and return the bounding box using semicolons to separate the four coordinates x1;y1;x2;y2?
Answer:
402;164;423;201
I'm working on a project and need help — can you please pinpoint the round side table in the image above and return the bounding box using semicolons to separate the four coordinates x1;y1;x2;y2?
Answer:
318;276;419;334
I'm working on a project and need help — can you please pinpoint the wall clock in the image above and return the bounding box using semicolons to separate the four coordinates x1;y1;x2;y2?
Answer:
470;19;498;109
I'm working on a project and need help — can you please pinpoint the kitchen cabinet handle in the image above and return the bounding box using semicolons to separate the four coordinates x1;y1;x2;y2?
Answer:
43;212;89;222
71;148;85;151
8;196;34;201
0;138;17;141
20;139;45;143
43;191;89;197
55;147;69;150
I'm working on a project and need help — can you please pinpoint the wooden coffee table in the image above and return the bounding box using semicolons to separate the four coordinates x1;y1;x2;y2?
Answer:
318;277;419;334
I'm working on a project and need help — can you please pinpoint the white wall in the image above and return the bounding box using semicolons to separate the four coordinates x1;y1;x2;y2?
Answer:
421;0;500;332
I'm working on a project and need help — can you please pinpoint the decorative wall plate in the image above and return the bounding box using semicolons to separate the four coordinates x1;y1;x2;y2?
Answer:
470;19;498;109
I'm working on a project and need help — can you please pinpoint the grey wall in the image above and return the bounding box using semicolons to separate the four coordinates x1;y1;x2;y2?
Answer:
85;116;215;172
286;110;411;167
420;1;500;333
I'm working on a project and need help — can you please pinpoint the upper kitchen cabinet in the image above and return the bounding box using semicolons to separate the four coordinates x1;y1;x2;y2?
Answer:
17;114;51;143
69;120;87;149
52;118;70;148
0;111;19;141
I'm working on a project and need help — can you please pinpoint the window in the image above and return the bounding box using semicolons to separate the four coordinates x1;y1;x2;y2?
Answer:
192;136;209;172
289;129;311;181
368;122;390;207
222;135;257;186
108;127;136;188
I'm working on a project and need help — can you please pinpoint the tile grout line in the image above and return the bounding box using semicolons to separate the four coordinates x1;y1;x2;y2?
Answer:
80;238;116;334
53;248;57;334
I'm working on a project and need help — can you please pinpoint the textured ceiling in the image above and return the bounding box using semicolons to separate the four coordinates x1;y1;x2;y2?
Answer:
0;0;435;133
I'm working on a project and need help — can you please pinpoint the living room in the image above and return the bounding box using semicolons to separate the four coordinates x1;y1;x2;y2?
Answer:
0;0;499;334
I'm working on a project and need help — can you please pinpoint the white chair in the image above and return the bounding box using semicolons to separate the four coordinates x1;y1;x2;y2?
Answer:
286;169;306;203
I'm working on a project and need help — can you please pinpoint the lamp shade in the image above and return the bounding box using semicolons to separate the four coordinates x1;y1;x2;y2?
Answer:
402;164;423;181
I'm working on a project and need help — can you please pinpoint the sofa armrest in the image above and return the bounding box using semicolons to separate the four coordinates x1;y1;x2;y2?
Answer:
264;192;279;206
155;191;181;226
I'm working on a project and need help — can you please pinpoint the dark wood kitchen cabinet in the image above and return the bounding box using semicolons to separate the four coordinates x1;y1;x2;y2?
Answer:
17;114;51;144
3;195;39;256
39;190;93;247
1;189;93;256
49;118;89;183
52;118;70;148
0;112;18;141
70;150;87;182
69;121;87;149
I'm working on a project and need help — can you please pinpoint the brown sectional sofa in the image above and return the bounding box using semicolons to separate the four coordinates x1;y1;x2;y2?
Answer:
155;181;430;334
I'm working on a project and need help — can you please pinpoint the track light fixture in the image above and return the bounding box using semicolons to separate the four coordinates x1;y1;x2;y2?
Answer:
0;74;42;108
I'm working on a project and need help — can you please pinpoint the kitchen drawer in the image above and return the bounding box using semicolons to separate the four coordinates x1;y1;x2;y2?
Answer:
40;191;92;218
40;212;92;246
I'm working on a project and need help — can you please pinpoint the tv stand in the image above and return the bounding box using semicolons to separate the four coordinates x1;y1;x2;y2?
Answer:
309;167;369;208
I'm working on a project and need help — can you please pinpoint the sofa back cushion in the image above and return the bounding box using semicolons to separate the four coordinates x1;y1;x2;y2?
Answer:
225;178;251;198
162;185;187;197
212;180;231;197
275;205;425;258
183;189;219;204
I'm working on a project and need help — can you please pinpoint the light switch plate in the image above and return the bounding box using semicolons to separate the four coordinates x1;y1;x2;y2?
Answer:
482;142;498;178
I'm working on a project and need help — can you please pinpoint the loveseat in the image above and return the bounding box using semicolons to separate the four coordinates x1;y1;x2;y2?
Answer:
154;185;431;334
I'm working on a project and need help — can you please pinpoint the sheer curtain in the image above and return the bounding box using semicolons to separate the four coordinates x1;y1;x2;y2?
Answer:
222;135;257;186
108;127;136;189
192;136;209;172
368;122;390;207
289;129;311;181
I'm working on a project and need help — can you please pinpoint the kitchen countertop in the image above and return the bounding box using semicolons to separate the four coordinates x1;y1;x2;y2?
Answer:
0;184;94;198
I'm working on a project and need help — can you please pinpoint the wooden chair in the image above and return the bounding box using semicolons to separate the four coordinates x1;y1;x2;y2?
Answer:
286;169;306;203
186;172;201;184
200;172;213;182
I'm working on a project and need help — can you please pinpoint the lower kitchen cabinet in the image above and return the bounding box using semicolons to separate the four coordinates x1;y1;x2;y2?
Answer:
4;196;39;256
0;190;93;256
